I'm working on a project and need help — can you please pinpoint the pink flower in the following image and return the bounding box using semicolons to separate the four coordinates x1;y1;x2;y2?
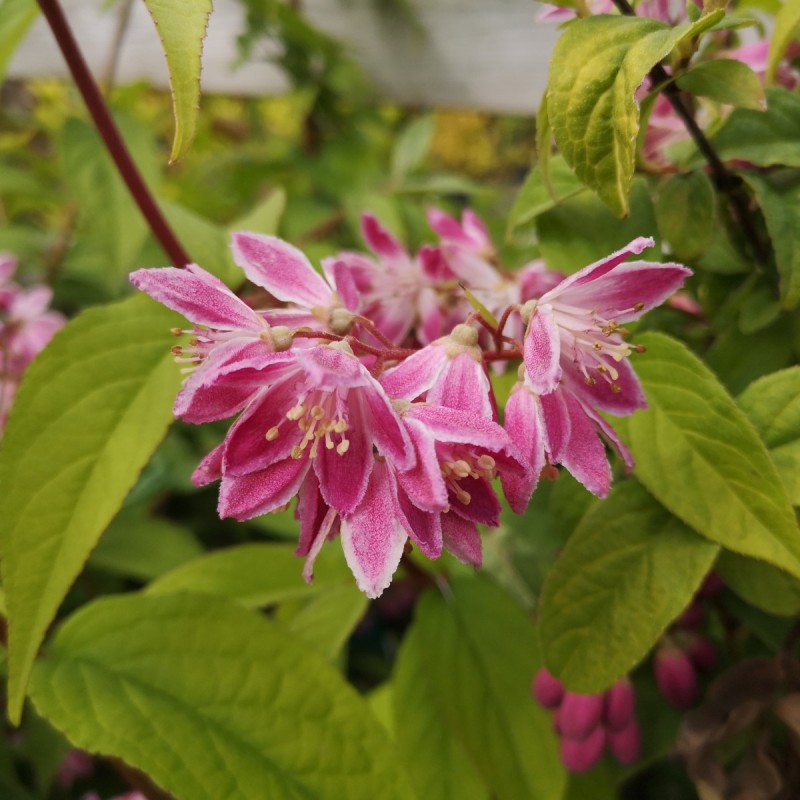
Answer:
521;237;691;406
130;263;280;422
380;323;494;418
231;231;358;333
199;341;413;520
532;667;565;709
324;213;443;344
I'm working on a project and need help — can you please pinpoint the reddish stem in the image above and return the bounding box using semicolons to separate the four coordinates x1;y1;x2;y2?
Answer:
36;0;191;268
352;315;397;349
482;348;523;362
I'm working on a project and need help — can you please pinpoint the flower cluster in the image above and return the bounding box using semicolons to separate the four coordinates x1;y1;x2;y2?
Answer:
533;668;641;772
0;254;65;434
131;209;690;597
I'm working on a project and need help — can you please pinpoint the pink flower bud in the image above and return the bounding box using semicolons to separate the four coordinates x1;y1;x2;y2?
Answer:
686;633;717;673
697;572;724;598
532;667;565;709
603;678;636;731
560;725;606;773
655;647;698;708
608;719;642;765
556;691;604;740
675;602;704;629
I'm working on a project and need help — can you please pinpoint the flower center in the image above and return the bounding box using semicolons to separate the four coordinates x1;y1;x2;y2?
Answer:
267;392;351;460
440;452;496;505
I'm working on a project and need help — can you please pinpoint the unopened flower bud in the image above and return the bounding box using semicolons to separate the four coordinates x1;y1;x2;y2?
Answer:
532;667;565;709
676;601;704;629
560;725;606;773
603;678;636;732
269;325;293;352
329;307;354;335
556;692;604;740
608;719;641;765
449;323;479;347
697;572;725;599
686;634;717;673
655;647;698;708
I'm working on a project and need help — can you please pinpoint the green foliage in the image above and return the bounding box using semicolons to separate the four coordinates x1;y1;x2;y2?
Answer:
707;88;800;167
143;0;213;162
30;593;414;800
0;0;37;85
616;333;800;576
655;170;715;261
676;59;766;110
716;551;800;616
741;172;800;310
392;578;566;800
0;295;181;723
539;480;718;693
536;179;659;273
738;367;800;504
546;13;722;216
390;115;435;186
767;0;800;84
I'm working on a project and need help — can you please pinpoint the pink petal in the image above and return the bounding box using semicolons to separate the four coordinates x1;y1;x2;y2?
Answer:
174;339;274;423
9;285;52;319
540;388;572;463
295;472;328;557
361;213;405;260
398;491;443;559
259;308;322;330
441;512;482;567
293;343;365;389
568;357;646;416
358;384;414;470
322;257;361;312
519;260;566;301
405;404;510;452
462;209;492;250
558;393;611;498
231;232;332;308
314;406;373;515
501;384;546;511
191;443;224;486
441;244;499;288
396;416;449;512
301;506;339;585
340;460;408;598
449;474;501;527
523;303;562;395
0;253;16;284
218;457;309;520
130;265;262;331
380;344;447;401
557;261;693;322
427;351;493;418
588;410;635;472
544;237;655;299
222;376;300;475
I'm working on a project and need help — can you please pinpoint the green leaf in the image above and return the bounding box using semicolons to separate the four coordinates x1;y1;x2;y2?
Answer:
0;0;38;86
60;117;156;291
161;200;241;286
708;88;800;167
655;171;715;261
767;0;800;85
539;481;718;693
393;600;490;800
716;551;800;616
391;114;435;184
393;578;566;800
30;593;414;800
507;156;585;234
147;542;354;607
281;584;368;662
547;13;722;217
230;188;287;236
537;178;659;273
89;509;203;581
738;367;800;504
741;172;800;309
615;333;800;578
143;0;213;162
0;295;181;723
676;59;766;110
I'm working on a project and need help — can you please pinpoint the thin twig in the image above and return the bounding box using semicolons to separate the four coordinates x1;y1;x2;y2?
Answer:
610;0;770;267
36;0;191;268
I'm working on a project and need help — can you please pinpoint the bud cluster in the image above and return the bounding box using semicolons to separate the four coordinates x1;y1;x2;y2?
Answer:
532;667;641;773
653;573;723;708
131;208;691;597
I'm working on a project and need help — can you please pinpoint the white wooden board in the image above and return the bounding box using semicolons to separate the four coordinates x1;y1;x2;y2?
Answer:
8;0;560;114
